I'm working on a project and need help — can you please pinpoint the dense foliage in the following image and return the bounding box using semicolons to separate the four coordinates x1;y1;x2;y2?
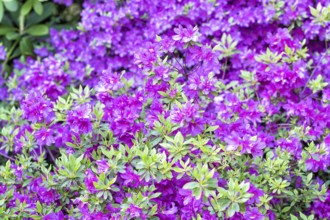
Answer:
0;0;330;219
0;0;81;77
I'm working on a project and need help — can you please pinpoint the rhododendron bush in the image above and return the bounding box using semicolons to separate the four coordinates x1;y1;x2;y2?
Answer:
1;0;330;219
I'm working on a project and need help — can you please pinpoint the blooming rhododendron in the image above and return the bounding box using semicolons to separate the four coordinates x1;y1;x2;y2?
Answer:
0;0;330;219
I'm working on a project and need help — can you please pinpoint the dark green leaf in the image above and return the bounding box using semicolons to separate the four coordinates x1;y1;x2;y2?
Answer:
10;46;22;59
0;25;16;35
5;32;20;40
26;2;55;26
26;24;48;36
19;37;33;55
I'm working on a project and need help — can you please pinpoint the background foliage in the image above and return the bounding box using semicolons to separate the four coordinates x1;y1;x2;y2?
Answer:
0;0;80;76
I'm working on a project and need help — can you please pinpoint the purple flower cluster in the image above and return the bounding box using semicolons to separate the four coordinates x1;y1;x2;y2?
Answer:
0;0;330;219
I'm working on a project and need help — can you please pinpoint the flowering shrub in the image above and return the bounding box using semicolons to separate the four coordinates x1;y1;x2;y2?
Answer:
1;0;330;219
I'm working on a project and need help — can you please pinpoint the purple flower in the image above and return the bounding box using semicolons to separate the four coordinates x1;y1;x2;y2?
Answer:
245;208;264;220
224;132;266;157
311;191;330;219
85;169;98;193
120;167;141;188
134;43;157;69
67;104;92;134
96;159;110;174
34;128;55;146
224;132;242;151
0;46;6;60
173;25;199;43
163;202;178;215
171;102;199;126
127;204;146;219
22;92;54;123
95;71;123;94
34;47;49;57
52;0;72;6
247;184;264;204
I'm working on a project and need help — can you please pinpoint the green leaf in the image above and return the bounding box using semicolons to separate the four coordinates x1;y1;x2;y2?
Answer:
183;181;199;189
282;206;291;213
0;2;4;22
174;131;184;145
205;125;219;132
21;0;34;16
218;199;231;211
299;212;309;220
26;2;55;26
3;0;18;12
0;25;16;35
19;37;33;55
156;35;161;42
36;201;42;213
150;204;158;216
108;177;117;186
308;214;315;220
227;203;239;217
290;214;299;220
5;31;20;40
33;0;43;15
307;173;313;184
26;24;48;36
193;187;202;199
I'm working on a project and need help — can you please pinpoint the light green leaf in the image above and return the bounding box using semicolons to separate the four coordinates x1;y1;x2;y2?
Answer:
227;203;239;217
282;206;291;213
21;0;34;15
174;132;184;145
33;0;43;15
307;173;313;184
0;2;4;22
3;0;18;12
218;199;231;211
183;181;199;189
205;125;219;132
290;214;299;220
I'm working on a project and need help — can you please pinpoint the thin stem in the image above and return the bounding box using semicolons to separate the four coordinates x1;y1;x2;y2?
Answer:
173;56;185;73
1;40;19;77
221;57;228;80
208;197;220;219
277;123;293;127
301;51;328;96
46;146;56;163
254;85;261;104
301;91;316;100
19;15;25;35
0;152;15;161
